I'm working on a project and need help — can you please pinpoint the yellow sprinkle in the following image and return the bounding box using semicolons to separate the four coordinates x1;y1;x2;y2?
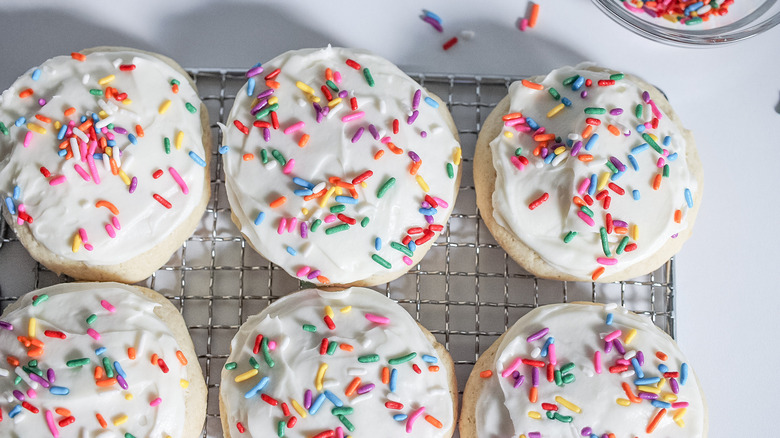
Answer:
98;74;115;85
555;396;582;414
648;133;659;142
54;121;61;130
296;81;315;94
597;171;611;191
553;146;566;155
291;399;308;418
319;186;336;208
315;363;328;391
656;377;667;390
175;131;184;150
547;102;565;118
661;393;678;403
415;175;430;192
124;393;133;401
26;123;46;135
340;306;352;313
324;306;334;318
361;182;367;188
118;170;131;186
235;369;259;383
637;385;660;394
625;328;637;344
453;147;462;166
520;435;527;438
98;110;108;119
113;414;129;426
123;99;132;105
527;411;541;420
268;96;279;105
159;99;172;114
335;187;343;195
105;147;113;157
28;318;36;338
327;98;342;108
72;233;82;253
673;408;686;426
301;208;309;215
306;93;321;103
675;418;686;428
180;379;189;388
616;398;631;406
503;131;514;138
631;224;639;241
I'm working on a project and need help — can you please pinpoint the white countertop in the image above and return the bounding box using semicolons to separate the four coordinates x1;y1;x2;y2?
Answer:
2;0;778;435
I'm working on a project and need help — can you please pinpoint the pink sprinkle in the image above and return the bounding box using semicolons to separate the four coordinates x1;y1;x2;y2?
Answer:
577;211;595;226
48;175;67;186
168;166;189;194
648;99;663;119
433;197;449;208
336;426;344;438
105;224;116;238
79;228;89;243
150;397;162;407
406;406;426;433
519;17;529;31
671;401;689;408
87;328;100;341
402;256;413;265
501;357;523;378
268;340;277;351
548;343;557;366
597;257;618;266
594;351;602;374
45;410;59;438
287;217;298;233
282;158;295;174
656;157;665;168
73;164;91;181
24;131;33;148
297;266;311;277
341;111;365;123
605;329;622;342
27;388;37;398
365;313;390;325
112;216;121;230
334;71;342;84
88;139;98;155
277;218;287;235
323;214;338;224
510;155;525;171
16;204;26;225
87;155;101;184
515;124;532;133
283;121;305;135
578;178;591;195
504;118;526;127
84;243;94;251
101;300;116;313
380;136;391;144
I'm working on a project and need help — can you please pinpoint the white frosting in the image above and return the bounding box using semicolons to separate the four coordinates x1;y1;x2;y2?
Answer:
489;65;698;279
0;282;191;437
223;46;461;285
475;303;706;437
0;49;208;265
220;287;455;438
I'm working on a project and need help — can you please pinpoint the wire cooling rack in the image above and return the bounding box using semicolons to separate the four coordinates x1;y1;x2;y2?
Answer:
0;69;676;437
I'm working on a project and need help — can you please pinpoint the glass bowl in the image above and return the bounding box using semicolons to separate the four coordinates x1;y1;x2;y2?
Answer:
592;0;780;46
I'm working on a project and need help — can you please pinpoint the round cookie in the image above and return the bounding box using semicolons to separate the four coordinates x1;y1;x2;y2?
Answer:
460;302;707;438
222;46;462;287
0;282;207;437
0;47;211;283
219;287;458;438
474;64;703;282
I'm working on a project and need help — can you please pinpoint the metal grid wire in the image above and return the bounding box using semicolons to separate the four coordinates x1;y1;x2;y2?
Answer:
0;69;676;438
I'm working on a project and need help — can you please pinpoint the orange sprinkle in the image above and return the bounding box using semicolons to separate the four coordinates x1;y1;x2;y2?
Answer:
266;80;281;89
614;227;628;235
242;153;254;161
572;196;586;207
96;413;108;428
7;356;20;367
78;119;93;132
64;107;76;117
528;2;541;27
607;124;621;136
425;415;443;429
35;114;52;124
325;68;334;82
592;266;606;280
55;408;71;417
581;124;594;139
381;367;390;384
646;408;667;433
502;112;523;121
428;365;440;372
17;336;31;348
345;377;361;396
316;275;330;284
94;366;104;380
529;386;538;403
71;52;86;62
135;125;144;137
176;350;188;366
533;133;555;142
303;189;326;202
374;150;384;160
622;382;642;403
674;209;682;223
171;83;179;94
109;158;118;175
128;347;136;360
339;344;354;352
270;196;287;208
521;79;544;90
151;353;159;366
578;154;594;162
656;351;668;361
479;370;493;378
95;378;117;387
653;173;662;190
95;200;120;215
387;142;403;154
27;347;44;357
65;149;74;160
30;338;44;348
298;134;310;147
409;160;422;175
533;145;543;156
99;137;107;149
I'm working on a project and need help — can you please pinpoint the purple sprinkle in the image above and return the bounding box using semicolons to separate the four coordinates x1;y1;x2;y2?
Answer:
257;89;274;100
531;367;539;386
316;111;324;123
613;338;626;354
420;131;427;138
13;390;24;401
263;128;271;142
513;374;525;388
338;90;348;99
300;222;308;239
581;427;592;436
117;374;128;390
321;107;330;117
425;215;434;224
38;98;47;106
408;151;421;162
642;91;651;103
246;65;264;78
313;102;322;114
526;327;549;342
636;351;644;366
610;108;624;116
639;391;658;400
511;371;520;379
580;90;588;98
0;321;13;330
671;233;679;238
613;220;628;228
113;126;127;135
129;177;138;194
610;156;627;172
670;377;680;394
421;201;431;209
422;15;444;32
356;383;375;395
351;127;364;143
368;124;379;140
407;110;419;125
29;372;50;388
250;99;268;115
529;432;541;438
604;340;613;353
304;390;313;409
540;148;549;159
570;141;583;156
307;270;321;280
413;89;422;110
47;368;55;384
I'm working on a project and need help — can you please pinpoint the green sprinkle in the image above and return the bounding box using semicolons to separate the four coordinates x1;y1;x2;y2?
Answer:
262;337;274;368
277;420;286;437
125;434;137;438
249;357;260;369
330;204;346;213
27;360;38;368
255;103;279;119
338;415;355;432
185;102;197;113
600;227;611;257
103;357;114;378
0;122;8;135
554;369;563;386
311;219;322;232
377;177;396;198
390;242;413;257
260;149;269;164
580;206;594;218
107;123;114;130
388;352;417;365
271;149;286;166
371;254;391;269
14;376;21;385
303;324;317;332
86;314;97;325
363;68;374;87
685;17;703;25
446;162;454;179
360;217;370;227
89;89;103;96
514;148;523;156
642;133;664;154
616;236;629;255
224;362;237;370
325;224;350;235
32;294;48;306
548;87;560;100
332;407;354;416
605;161;618;174
66;358;91;367
663;164;670;177
326;341;338;355
546;410;556;419
326;80;339;92
635;104;643;119
23;366;43;377
358;354;380;363
170;79;181;86
554;412;573;423
560;362;575;373
562;373;576;384
585;107;607;114
164;137;171;154
562;75;579;86
610;73;625;81
563;231;577;243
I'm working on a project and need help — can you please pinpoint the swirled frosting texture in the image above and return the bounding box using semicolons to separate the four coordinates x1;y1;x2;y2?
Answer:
0;283;191;437
223;47;461;286
220;287;455;438
0;49;208;265
489;65;698;280
475;303;706;437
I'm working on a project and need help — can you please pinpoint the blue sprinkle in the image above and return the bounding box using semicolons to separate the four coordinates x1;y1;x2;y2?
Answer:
5;197;16;215
651;400;672;409
247;77;256;96
375;237;382;251
254;212;265;226
680;363;689;385
561;97;572;107
584;133;599;151
588;174;597;196
667;152;678;161
58;149;67;157
128;133;138;145
309;393;327;414
114;361;126;379
423;9;443;24
293;177;315;189
106;139;116;147
658;364;669;373
324;390;343;407
610;170;624;181
15;117;26;127
628;154;639;171
57;125;68;140
251;61;263;69
286;246;297;256
684;188;693;208
49;386;70;395
544;153;555;164
393;414;408;421
80;115;88;123
631;143;649;154
606;313;614;325
188;151;207;167
541;337;554;357
407;241;417;252
218;145;229;154
632;190;640;200
684;1;703;15
335;195;358;205
389;368;398;392
13;186;21;200
634;377;661;386
9;405;22;418
244;376;270;398
418;207;437;216
424;96;439;108
572;76;585;91
526;117;539;130
95;347;107;355
636;124;646;133
294;189;313;197
93;153;104;160
631;357;644;378
663;135;672;146
32;69;41;81
422;354;438;364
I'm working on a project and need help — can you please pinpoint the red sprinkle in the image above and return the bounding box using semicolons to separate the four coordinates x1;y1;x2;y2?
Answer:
443;37;459;50
264;68;281;80
281;402;290;417
157;358;169;373
261;394;278;406
44;330;66;339
320;338;329;355
407;227;424;235
350;97;358;111
153;169;164;179
608;182;625;195
40;166;51;177
312;431;335;438
598;79;616;86
321;85;333;101
424;195;438;208
71;52;86;62
337;214;356;225
402;235;412;245
345;59;362;70
528;192;549;210
119;64;136;71
522;359;545;368
153;194;172;209
385;401;404;409
237;422;246;433
287;416;297;428
412;364;422;374
58;416;76;427
479;370;493;378
22;401;39;413
393;119;400;134
429;224;444;232
606;213;614;234
233;120;249;135
271;111;279;129
351;170;373;184
546;362;555;382
253;334;263;355
541;403;558;411
324;315;336;330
